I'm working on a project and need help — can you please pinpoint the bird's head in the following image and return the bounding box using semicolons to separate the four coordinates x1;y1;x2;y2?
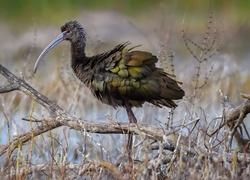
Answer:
61;21;86;43
33;21;86;73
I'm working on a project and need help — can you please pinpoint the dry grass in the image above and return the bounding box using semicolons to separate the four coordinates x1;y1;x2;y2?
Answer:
1;1;250;179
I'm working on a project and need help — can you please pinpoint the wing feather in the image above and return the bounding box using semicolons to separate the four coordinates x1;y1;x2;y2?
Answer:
91;43;184;108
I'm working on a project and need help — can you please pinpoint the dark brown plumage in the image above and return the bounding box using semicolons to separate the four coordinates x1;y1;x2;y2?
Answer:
34;21;185;159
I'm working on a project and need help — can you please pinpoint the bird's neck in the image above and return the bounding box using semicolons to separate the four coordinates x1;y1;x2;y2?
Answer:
70;41;89;71
70;42;93;87
71;41;86;61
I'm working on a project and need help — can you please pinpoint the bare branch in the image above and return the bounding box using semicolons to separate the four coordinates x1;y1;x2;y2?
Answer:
0;83;20;93
0;116;172;157
0;64;195;158
0;64;67;116
241;93;250;100
208;92;250;137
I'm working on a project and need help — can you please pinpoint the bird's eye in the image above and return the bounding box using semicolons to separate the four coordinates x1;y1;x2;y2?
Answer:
63;30;70;36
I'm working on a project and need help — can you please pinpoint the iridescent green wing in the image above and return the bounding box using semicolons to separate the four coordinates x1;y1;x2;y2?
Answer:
102;44;160;99
91;43;184;107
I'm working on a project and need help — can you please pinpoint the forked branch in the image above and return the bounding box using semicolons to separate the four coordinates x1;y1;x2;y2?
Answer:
0;64;172;157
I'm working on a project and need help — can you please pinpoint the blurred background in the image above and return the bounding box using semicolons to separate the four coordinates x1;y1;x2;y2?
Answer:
1;0;250;64
0;0;250;163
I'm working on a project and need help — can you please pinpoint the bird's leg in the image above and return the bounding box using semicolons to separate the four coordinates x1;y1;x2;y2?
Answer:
125;104;137;124
125;104;137;162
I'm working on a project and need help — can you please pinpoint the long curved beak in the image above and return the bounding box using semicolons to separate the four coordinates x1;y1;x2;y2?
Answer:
33;31;67;73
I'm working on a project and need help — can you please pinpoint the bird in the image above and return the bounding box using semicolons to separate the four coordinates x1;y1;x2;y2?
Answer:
33;20;185;160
